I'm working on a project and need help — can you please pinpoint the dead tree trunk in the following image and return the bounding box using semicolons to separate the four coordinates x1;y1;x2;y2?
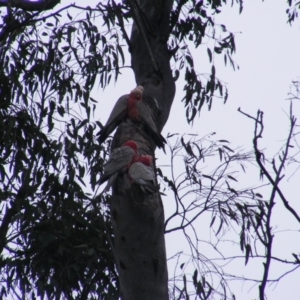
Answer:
110;0;175;299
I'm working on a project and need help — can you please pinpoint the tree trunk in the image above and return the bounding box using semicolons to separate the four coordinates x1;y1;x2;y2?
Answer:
110;0;175;299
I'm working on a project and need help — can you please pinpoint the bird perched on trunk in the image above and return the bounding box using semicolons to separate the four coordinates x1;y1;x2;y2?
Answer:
98;86;166;152
99;140;138;191
128;155;160;194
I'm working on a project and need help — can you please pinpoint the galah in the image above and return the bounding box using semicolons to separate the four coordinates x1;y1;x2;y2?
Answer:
98;86;166;152
128;155;160;194
99;140;138;191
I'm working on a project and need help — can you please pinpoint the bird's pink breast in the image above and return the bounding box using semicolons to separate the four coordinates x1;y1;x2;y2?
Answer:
127;97;140;121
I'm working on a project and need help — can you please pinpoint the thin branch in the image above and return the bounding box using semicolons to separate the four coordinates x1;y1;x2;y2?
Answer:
29;4;74;23
115;6;132;49
238;107;300;224
270;265;300;284
239;105;300;300
209;254;298;265
169;0;187;35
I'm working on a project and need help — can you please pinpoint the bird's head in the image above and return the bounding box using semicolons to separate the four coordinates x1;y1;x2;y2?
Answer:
130;85;144;100
136;155;153;166
123;140;138;153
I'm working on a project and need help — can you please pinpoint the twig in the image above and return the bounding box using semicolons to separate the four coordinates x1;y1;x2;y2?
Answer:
238;107;300;223
238;105;300;300
115;7;132;48
30;4;74;23
169;0;186;35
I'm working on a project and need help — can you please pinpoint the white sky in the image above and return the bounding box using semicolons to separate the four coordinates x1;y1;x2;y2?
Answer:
165;1;300;299
92;1;300;299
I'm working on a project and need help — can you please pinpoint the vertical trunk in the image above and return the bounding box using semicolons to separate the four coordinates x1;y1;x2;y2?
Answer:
130;0;175;130
110;1;175;299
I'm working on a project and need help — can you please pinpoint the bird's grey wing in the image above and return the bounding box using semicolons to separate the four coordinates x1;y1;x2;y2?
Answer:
104;147;135;175
136;101;159;133
129;162;159;193
104;95;129;127
136;101;166;151
98;95;129;143
103;172;118;191
99;147;134;184
129;162;155;182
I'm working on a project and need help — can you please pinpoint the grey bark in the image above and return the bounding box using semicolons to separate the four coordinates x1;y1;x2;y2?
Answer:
130;0;176;130
110;0;175;299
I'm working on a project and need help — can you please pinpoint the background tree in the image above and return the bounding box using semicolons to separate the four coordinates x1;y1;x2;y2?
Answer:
0;0;299;299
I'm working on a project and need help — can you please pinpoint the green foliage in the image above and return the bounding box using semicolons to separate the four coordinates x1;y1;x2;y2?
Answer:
286;0;300;24
169;0;241;123
0;6;121;299
0;1;243;298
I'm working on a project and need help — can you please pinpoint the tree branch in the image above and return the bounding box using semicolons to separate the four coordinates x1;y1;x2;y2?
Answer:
169;0;188;35
128;0;159;73
115;7;132;49
238;105;300;300
238;107;300;224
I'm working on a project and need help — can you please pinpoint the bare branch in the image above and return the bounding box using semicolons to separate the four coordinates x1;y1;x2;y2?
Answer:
115;6;132;49
239;105;300;300
238;107;300;223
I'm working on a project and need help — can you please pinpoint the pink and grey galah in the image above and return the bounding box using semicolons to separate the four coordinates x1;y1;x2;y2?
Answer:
128;155;160;194
98;86;166;152
99;140;138;191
